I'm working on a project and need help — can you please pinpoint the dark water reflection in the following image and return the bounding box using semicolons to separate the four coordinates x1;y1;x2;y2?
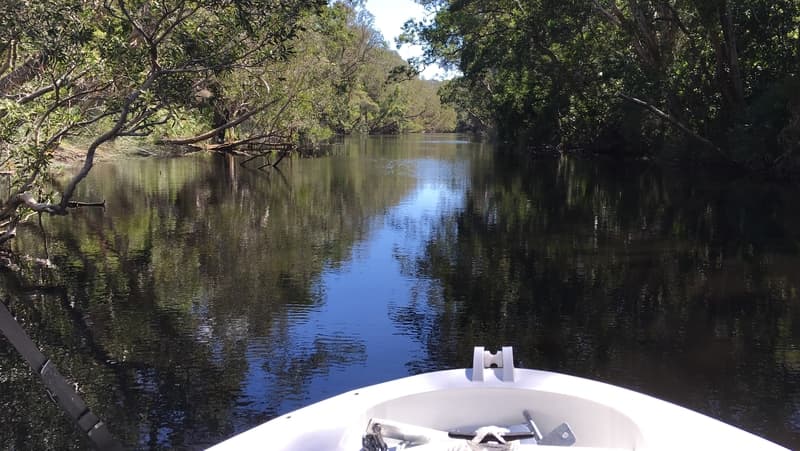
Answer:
1;135;800;448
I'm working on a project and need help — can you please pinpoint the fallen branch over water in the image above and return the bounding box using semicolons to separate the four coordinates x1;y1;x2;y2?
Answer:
617;92;726;158
67;200;105;208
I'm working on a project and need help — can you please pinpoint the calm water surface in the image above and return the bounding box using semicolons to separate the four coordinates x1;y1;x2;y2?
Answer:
1;135;800;448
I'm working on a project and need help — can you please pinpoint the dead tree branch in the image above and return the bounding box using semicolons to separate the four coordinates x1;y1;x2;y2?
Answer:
618;92;727;157
155;101;277;145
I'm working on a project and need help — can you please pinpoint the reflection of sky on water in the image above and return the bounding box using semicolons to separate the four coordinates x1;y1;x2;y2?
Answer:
10;134;799;449
237;157;468;417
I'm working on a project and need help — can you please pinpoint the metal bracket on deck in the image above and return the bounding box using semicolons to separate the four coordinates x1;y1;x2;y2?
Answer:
471;346;515;382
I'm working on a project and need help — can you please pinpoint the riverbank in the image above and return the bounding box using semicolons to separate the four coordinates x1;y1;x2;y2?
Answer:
53;139;200;168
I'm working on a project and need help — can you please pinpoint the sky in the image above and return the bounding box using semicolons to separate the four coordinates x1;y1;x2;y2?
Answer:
364;0;451;80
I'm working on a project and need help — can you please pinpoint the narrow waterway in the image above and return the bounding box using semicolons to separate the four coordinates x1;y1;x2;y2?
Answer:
1;135;799;449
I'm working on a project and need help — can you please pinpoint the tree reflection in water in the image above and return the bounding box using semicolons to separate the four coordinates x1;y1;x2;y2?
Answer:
394;154;800;447
1;138;799;449
1;143;410;449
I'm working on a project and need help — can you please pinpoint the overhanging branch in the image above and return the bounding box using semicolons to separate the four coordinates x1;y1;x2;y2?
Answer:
155;100;277;145
617;92;727;158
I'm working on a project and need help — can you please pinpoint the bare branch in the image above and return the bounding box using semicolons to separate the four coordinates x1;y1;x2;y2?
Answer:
118;102;165;134
42;110;117;150
156;100;278;145
151;1;187;42
117;0;153;43
154;3;201;46
592;0;624;26
119;116;170;136
15;66;87;105
57;69;162;211
7;192;61;214
67;200;105;208
32;81;114;133
618;92;726;157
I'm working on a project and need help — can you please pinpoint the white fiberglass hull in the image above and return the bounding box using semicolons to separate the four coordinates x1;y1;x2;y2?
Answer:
210;347;787;450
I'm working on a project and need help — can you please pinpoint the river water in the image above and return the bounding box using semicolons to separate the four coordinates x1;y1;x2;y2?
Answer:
1;134;799;449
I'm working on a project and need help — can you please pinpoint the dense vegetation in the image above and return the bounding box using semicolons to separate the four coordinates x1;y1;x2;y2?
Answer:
404;0;800;170
0;0;456;246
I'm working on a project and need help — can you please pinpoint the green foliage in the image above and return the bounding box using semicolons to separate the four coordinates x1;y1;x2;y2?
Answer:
153;1;457;146
0;0;327;244
0;0;457;246
408;0;800;169
268;1;457;138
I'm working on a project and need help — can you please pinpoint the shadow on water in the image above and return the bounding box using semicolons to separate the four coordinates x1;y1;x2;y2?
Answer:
1;135;799;448
394;153;800;447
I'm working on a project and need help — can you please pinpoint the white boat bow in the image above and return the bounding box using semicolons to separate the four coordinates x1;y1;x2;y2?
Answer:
210;346;788;450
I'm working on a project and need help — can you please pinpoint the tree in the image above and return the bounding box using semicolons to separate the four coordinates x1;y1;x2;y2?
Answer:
0;0;325;246
156;1;456;148
245;1;456;139
406;0;800;170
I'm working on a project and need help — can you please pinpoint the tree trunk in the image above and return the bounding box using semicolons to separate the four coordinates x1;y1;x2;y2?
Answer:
211;106;229;144
719;1;745;114
704;0;744;123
